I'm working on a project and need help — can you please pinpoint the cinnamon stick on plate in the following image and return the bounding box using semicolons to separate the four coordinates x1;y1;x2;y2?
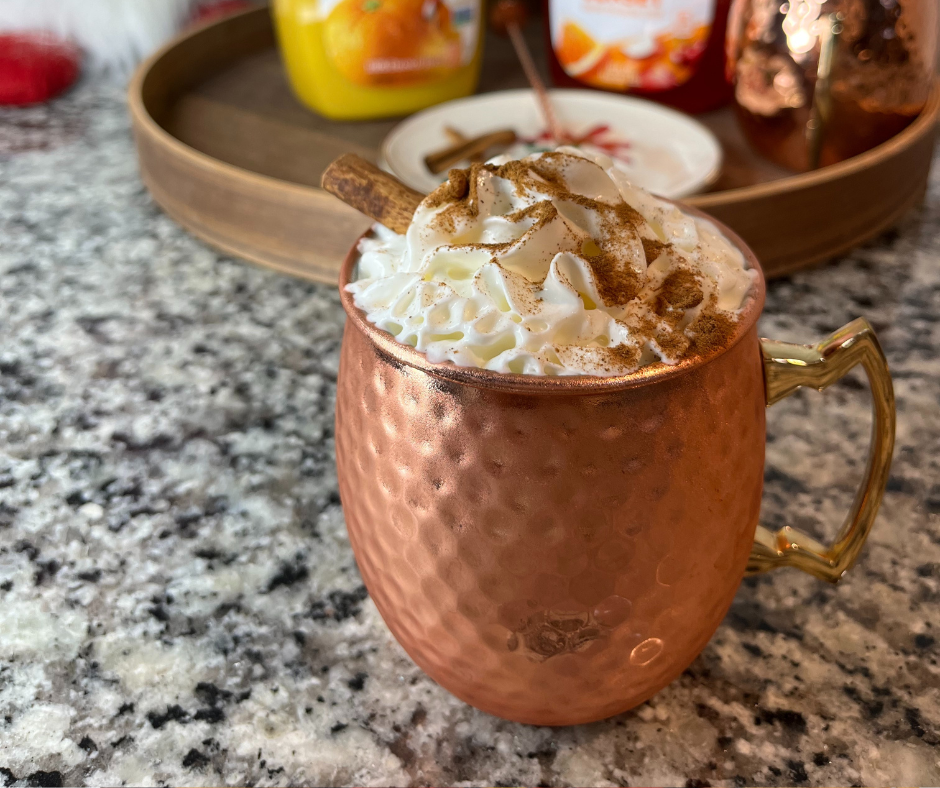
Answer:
321;154;424;235
424;129;517;174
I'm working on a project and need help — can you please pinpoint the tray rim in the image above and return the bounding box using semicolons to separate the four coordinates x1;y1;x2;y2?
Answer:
129;6;940;207
129;8;321;202
135;168;345;282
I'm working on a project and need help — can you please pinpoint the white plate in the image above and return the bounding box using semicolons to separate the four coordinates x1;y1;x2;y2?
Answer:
381;89;722;199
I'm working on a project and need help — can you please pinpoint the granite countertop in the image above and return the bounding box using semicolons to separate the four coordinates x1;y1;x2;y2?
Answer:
1;78;939;788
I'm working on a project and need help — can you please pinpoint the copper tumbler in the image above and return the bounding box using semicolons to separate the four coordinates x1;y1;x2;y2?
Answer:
334;224;895;725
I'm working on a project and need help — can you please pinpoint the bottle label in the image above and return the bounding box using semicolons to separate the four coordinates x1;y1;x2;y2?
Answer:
312;0;479;86
549;0;716;91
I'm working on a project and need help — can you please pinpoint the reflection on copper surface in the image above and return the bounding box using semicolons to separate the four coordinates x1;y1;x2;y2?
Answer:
782;0;825;57
507;609;606;661
728;0;937;170
630;637;665;666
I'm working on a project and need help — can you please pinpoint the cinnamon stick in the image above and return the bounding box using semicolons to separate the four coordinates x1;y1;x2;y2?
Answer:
320;153;424;235
425;129;517;174
444;126;485;163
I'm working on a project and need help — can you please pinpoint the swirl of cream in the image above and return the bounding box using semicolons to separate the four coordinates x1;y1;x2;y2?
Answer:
347;149;756;376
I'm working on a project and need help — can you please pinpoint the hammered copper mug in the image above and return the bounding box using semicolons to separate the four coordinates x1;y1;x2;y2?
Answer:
334;223;895;726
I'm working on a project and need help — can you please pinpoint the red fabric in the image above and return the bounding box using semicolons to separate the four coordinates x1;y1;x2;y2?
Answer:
0;32;82;106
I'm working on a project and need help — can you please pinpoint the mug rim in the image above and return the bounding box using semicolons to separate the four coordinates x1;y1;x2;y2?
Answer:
338;206;767;395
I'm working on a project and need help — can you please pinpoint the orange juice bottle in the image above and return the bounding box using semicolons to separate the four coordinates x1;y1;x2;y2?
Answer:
273;0;484;120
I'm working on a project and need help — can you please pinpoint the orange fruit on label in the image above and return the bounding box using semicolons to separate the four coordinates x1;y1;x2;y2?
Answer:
586;49;641;90
556;22;607;79
555;23;594;67
324;0;462;86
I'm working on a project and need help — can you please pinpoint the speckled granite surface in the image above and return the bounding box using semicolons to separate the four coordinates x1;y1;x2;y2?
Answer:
1;79;939;788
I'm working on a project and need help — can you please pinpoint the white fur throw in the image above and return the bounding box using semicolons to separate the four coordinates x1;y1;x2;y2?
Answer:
0;0;197;74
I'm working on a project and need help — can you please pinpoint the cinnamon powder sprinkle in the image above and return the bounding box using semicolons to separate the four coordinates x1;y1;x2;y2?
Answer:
688;304;737;357
656;267;704;313
414;155;743;372
428;164;491;234
426;168;470;208
641;313;689;359
584;250;641;306
605;342;642;370
642;238;669;265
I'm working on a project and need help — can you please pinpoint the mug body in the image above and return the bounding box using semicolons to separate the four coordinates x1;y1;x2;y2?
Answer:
336;235;768;726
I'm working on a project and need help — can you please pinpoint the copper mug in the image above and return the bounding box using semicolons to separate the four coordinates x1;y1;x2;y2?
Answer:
334;224;895;726
727;0;939;170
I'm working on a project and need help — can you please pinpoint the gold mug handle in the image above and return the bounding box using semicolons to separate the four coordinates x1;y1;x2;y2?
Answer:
748;318;896;583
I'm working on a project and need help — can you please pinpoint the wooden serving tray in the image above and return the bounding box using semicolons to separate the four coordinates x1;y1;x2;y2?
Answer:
129;6;939;283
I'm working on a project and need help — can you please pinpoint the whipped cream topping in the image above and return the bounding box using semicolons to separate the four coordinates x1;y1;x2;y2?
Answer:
347;149;757;376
